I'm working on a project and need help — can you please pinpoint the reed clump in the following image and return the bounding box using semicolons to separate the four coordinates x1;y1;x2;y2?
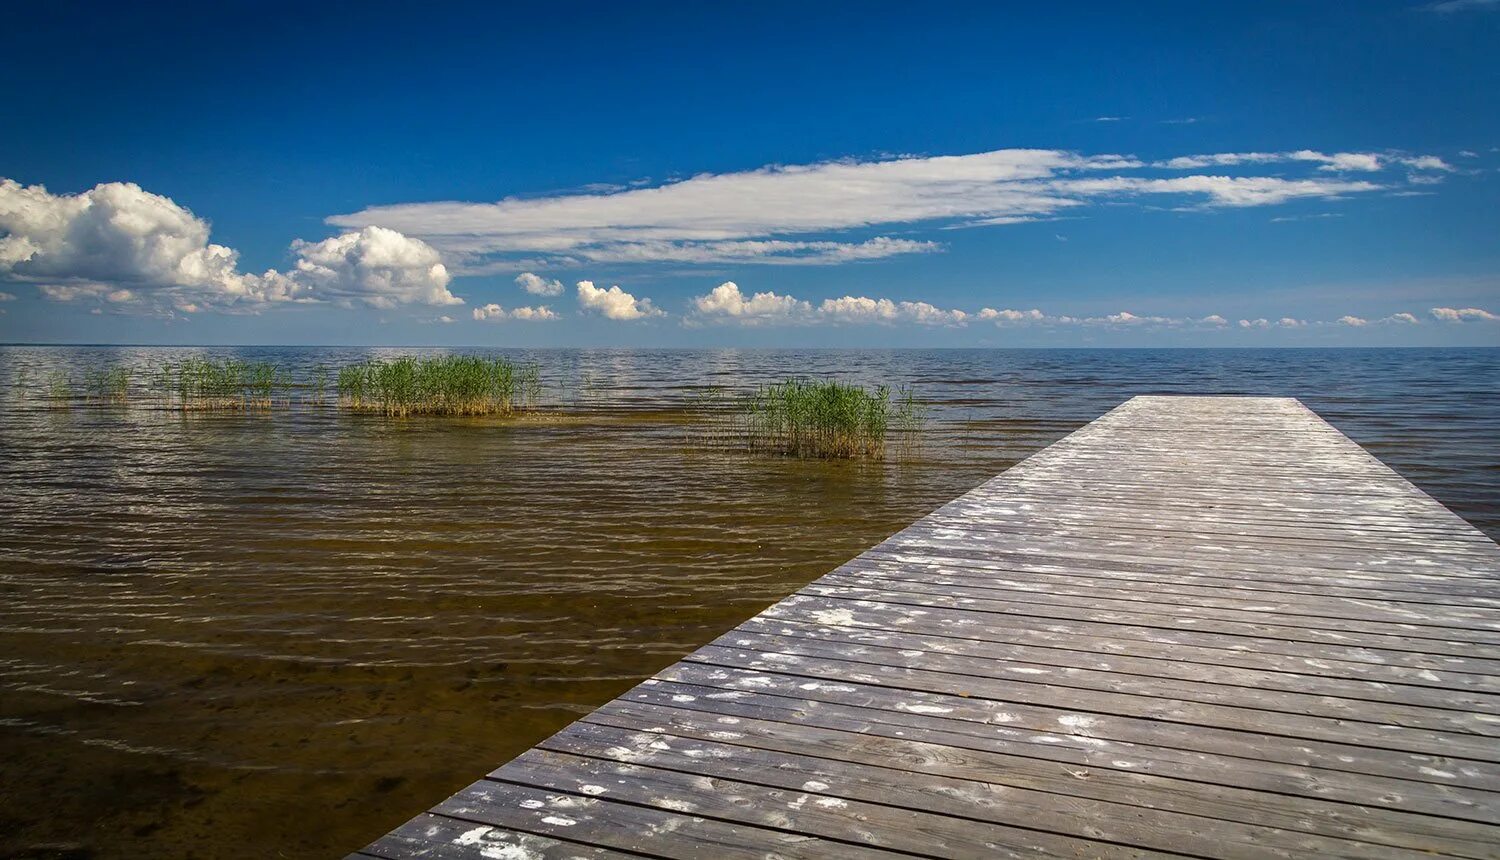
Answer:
164;358;286;411
45;371;74;407
699;377;925;459
83;363;132;402
336;355;542;417
84;366;132;404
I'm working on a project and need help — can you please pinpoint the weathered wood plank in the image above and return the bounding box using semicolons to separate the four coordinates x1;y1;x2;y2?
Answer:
684;642;1500;757
625;674;1500;819
351;395;1500;859
835;558;1500;631
580;701;1500;859
733;613;1500;711
493;748;1174;859
803;580;1500;661
760;595;1500;693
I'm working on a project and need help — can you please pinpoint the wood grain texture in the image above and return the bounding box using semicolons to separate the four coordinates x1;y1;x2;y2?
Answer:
350;395;1500;859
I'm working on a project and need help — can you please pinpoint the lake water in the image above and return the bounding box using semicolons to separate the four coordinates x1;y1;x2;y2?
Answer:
1;346;1496;859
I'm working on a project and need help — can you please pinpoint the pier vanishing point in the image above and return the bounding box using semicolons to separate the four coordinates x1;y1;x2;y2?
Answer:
351;395;1500;859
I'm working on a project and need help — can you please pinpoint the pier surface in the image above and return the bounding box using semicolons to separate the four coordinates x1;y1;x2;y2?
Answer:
353;395;1500;859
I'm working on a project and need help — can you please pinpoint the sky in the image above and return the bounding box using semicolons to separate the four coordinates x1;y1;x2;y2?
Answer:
1;0;1498;347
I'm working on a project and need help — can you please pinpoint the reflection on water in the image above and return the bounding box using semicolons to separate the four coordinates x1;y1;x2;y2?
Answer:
0;346;1496;859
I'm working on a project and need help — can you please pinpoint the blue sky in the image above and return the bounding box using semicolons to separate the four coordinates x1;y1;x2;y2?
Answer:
1;0;1497;346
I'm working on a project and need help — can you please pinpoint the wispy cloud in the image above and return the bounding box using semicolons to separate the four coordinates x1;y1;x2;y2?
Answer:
328;147;1444;269
563;236;940;266
1153;150;1450;172
1422;0;1499;12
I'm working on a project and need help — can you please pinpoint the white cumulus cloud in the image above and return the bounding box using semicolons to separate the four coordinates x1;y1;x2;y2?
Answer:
1;178;459;314
1431;306;1499;321
515;271;564;296
290;226;459;309
0;178;305;312
472;303;559;321
1338;315;1369;326
818;296;969;326
691;281;811;323
978;307;1047;322
576;280;663;320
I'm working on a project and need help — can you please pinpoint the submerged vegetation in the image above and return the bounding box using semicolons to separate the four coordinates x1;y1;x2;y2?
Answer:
337;355;541;416
696;377;926;459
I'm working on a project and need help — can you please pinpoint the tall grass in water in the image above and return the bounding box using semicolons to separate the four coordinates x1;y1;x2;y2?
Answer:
45;371;73;407
164;358;285;411
732;378;925;459
336;355;542;416
84;367;132;404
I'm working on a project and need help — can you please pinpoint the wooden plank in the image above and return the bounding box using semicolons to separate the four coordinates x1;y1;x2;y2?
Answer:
683;642;1500;758
429;778;915;859
491;747;1173;859
626;674;1500;819
802;580;1500;661
856;548;1500;609
353;812;638;860
760;595;1500;693
833;558;1500;632
351;395;1500;859
579;700;1500;859
732;613;1500;712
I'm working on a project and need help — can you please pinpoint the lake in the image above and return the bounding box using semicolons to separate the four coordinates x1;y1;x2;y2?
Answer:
1;346;1496;859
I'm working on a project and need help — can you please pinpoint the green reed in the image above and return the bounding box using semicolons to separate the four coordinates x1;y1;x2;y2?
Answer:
161;358;286;411
336;355;541;416
309;365;331;406
84;366;132;404
45;371;74;406
702;377;927;459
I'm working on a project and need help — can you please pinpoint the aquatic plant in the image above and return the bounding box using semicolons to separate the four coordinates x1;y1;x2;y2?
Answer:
160;358;286;411
726;378;925;459
84;366;132;404
309;365;331;406
45;371;73;406
336;355;542;416
244;362;284;409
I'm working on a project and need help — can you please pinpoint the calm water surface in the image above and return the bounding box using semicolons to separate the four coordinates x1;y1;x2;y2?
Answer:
1;347;1496;859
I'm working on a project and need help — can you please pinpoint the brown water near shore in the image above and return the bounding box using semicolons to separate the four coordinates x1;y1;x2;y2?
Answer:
1;347;1496;859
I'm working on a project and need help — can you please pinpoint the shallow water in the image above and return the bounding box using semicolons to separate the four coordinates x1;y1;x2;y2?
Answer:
0;346;1496;859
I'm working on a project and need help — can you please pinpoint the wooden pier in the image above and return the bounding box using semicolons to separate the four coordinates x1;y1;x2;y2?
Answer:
353;395;1500;859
